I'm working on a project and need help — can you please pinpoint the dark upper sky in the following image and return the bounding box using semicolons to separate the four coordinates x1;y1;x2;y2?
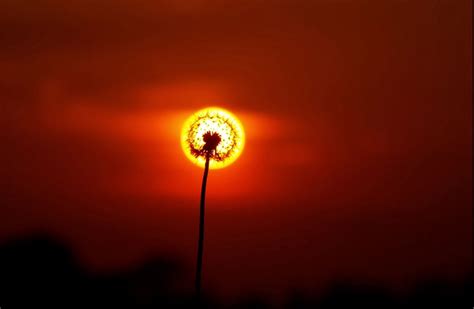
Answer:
1;0;471;301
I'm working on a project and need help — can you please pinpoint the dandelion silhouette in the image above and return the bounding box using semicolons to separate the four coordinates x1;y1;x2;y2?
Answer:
181;107;245;300
191;131;222;159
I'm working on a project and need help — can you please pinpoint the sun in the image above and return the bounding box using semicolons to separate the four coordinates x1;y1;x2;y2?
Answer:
181;107;245;169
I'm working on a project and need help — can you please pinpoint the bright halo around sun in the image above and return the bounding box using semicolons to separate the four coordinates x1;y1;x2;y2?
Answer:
181;107;245;169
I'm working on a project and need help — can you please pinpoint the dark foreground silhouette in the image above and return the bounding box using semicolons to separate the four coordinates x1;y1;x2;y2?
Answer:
0;235;472;308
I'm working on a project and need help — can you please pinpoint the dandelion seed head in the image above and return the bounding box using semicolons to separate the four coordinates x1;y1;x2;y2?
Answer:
181;107;245;169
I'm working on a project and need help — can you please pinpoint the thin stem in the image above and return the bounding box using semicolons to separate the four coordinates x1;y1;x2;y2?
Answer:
195;154;210;300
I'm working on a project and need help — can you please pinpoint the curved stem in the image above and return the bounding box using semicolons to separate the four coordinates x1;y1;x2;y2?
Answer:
195;154;210;300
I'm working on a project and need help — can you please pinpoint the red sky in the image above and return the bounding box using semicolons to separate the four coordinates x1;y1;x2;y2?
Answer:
1;0;472;301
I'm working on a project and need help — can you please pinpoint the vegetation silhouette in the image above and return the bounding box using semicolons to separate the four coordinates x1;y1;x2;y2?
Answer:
0;235;472;308
194;131;222;301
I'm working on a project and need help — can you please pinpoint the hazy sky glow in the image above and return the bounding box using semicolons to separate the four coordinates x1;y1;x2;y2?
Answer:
1;0;471;301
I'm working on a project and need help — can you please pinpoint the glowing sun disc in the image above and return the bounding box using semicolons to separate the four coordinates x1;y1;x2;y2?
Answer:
181;107;245;169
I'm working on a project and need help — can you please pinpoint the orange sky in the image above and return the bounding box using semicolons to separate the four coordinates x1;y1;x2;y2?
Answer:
1;0;472;300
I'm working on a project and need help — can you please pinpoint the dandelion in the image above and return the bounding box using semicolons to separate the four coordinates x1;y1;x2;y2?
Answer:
181;107;245;299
